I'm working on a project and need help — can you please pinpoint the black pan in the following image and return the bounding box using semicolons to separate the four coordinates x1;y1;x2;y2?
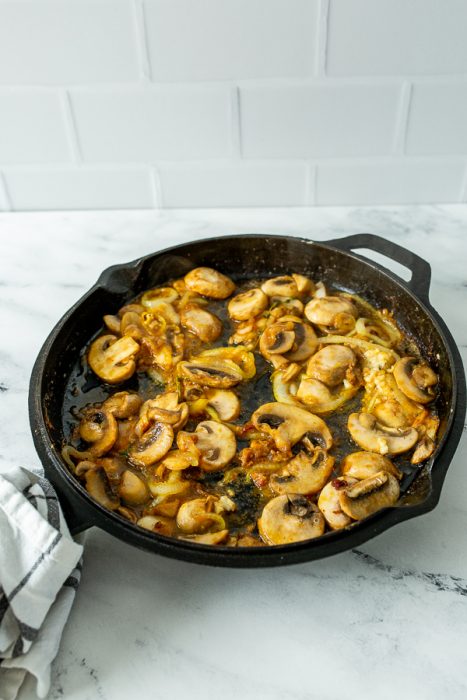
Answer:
29;234;466;567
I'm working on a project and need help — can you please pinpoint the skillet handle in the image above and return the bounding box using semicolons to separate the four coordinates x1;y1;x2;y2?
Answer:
323;233;431;302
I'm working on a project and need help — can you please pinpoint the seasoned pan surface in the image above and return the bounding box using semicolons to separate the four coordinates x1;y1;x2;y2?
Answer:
29;234;466;567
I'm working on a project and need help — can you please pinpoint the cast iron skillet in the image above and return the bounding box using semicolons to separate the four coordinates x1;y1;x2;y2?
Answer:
29;234;466;567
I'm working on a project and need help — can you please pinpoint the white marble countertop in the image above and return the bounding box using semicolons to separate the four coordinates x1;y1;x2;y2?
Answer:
1;205;467;700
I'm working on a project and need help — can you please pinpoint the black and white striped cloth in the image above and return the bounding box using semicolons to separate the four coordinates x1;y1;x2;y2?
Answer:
0;468;83;699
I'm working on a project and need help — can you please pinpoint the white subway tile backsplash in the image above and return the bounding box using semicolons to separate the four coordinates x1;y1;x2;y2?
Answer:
240;84;400;158
158;161;308;207
327;0;467;76
316;160;465;205
0;91;70;164
144;0;318;82
4;168;155;211
71;86;232;162
406;82;467;155
0;2;139;85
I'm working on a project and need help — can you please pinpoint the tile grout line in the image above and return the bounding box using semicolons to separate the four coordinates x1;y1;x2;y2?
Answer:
393;81;412;155
149;166;163;207
316;0;330;76
60;90;83;164
0;171;13;211
231;86;242;158
132;0;152;82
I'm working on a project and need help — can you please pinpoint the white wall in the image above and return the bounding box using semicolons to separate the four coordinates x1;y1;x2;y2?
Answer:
0;0;467;211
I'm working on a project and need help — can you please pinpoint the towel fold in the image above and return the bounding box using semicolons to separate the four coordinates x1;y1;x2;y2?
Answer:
0;468;83;699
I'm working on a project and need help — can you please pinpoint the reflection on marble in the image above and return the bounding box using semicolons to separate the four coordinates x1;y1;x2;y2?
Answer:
1;205;466;700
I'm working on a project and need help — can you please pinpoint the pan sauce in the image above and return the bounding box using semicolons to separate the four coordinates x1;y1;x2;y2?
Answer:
61;267;439;546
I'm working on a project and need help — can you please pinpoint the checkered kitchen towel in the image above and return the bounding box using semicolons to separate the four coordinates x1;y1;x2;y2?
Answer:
0;468;83;699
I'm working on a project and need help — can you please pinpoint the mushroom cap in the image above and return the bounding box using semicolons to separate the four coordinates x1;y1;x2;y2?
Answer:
260;322;296;356
195;420;237;471
292;273;315;295
338;471;400;520
79;409;118;457
184;267;235;299
304;296;358;327
393;357;437;404
103;391;142;419
341;451;402;480
85;468;120;510
228;288;269;321
179;530;229;545
261;276;299;298
258;495;325;545
252;402;333;452
283;322;317;362
129;421;174;467
88;335;140;384
205;389;240;421
176;497;226;534
180;305;222;343
306;345;356;387
119;470;150;505
178;358;244;388
270;448;334;496
318;477;358;530
137;515;174;536
347;412;418;455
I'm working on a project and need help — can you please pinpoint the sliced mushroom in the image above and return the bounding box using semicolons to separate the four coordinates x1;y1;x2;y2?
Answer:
119;470;150;505
79;409;118;457
180;530;229;545
88;335;140;383
304;296;358;334
184;267;235;299
180;304;222;343
258;495;325;545
103;314;121;334
270;448;334;496
103;391;143;419
307;345;357;387
228;288;269;321
136;392;188;434
411;436;436;464
341;451;402;480
252;402;332;452
178;358;244;388
393;357;437;404
176;497;226;534
194;420;237;471
295;376;359;414
338;471;400;520
292;273;315;295
260;320;317;363
260;322;296;356
137;515;174;536
129;421;174;467
205;389;240;421
284;321;317;362
85;468;119;510
348;412;418;456
261;276;299;298
318;477;358;530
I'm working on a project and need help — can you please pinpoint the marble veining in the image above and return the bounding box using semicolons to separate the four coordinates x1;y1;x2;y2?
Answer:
1;204;466;700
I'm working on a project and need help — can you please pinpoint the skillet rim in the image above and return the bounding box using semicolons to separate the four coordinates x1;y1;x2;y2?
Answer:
28;233;466;567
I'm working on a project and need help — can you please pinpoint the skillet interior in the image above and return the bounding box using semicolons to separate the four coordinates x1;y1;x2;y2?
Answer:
30;235;464;567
